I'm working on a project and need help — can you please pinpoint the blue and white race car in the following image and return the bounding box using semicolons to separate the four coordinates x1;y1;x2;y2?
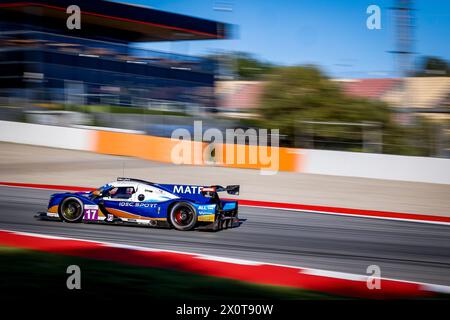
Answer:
37;177;240;231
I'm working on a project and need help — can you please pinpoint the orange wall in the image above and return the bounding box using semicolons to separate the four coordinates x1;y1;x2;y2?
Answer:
94;131;301;172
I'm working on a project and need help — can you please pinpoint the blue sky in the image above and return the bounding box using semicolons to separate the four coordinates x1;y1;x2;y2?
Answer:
128;0;450;78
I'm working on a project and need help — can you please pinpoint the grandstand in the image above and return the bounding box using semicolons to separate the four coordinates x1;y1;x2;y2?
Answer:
217;77;450;125
215;81;263;117
382;77;450;110
333;77;450;112
0;0;231;110
333;78;401;100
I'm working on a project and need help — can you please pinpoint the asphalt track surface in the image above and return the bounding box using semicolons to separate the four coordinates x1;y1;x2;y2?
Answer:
1;186;449;286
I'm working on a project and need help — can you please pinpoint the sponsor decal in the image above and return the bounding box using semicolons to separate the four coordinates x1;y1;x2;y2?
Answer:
198;204;216;211
173;185;202;195
118;202;158;208
83;205;99;220
197;204;216;216
197;214;215;222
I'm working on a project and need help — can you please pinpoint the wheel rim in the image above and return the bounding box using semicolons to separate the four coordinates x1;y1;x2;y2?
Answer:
61;200;82;221
173;207;194;227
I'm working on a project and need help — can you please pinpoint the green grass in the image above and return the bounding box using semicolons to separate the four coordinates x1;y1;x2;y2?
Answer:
0;246;338;301
86;104;187;116
62;104;188;116
30;103;188;116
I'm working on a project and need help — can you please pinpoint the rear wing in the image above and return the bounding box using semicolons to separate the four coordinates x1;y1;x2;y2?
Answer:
201;185;240;196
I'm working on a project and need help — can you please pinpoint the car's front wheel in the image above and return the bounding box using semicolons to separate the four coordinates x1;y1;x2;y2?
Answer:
59;197;84;223
169;202;197;231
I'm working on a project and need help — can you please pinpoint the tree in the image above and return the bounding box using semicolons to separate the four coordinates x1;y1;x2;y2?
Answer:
234;52;274;80
205;51;274;80
257;65;433;155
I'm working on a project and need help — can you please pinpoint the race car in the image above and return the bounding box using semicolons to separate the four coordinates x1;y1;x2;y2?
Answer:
36;177;240;231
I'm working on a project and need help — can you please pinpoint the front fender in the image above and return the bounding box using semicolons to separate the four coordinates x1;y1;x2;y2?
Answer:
47;192;98;215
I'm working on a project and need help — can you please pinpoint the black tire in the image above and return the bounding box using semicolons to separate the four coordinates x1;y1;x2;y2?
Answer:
59;197;84;223
169;202;197;231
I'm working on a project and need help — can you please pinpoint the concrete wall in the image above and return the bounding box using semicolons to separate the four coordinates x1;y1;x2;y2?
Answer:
0;120;94;151
299;149;450;185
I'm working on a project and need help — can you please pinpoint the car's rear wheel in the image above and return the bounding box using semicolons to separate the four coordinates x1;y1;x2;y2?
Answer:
169;202;197;231
59;197;84;223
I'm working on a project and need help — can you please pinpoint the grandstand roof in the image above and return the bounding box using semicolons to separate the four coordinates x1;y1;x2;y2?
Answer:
0;0;231;42
335;78;401;99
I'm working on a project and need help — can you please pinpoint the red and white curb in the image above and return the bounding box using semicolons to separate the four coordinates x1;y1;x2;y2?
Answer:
1;181;450;225
0;229;449;299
